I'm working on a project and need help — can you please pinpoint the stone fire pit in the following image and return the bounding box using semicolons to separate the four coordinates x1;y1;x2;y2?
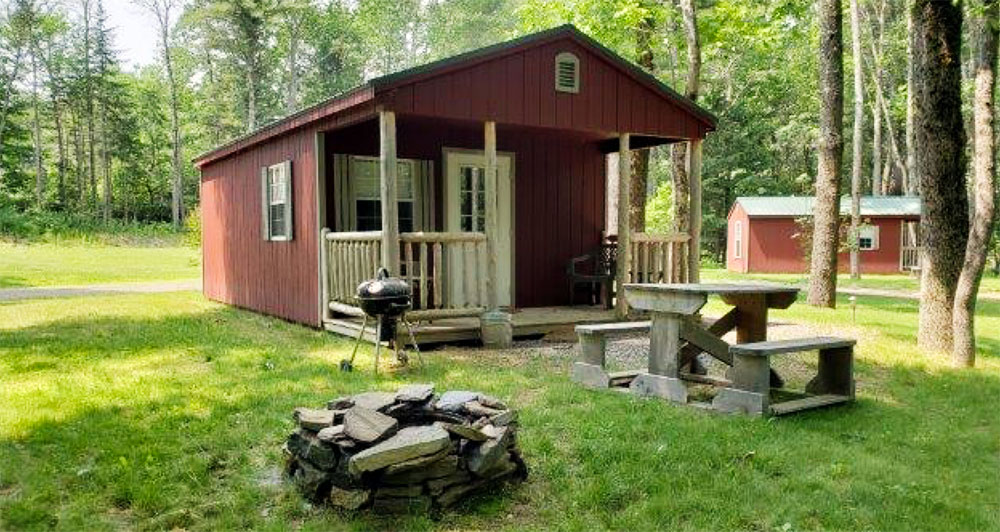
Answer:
284;384;526;512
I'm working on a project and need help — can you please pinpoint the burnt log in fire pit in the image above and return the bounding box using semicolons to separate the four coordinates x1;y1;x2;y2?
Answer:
284;384;526;513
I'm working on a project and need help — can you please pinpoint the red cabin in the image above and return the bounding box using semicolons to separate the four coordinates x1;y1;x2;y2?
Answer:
726;196;922;275
195;25;715;343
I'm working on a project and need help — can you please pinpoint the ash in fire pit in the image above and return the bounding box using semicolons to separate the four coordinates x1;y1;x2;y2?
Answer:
284;384;527;513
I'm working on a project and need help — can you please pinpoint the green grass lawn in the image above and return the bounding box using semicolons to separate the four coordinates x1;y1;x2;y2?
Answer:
1;291;998;531
0;242;200;288
702;267;1000;295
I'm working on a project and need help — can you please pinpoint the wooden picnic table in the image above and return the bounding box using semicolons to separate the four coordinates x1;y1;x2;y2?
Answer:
622;282;800;403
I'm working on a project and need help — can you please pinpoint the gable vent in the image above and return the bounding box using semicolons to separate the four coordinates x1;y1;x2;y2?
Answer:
554;52;580;94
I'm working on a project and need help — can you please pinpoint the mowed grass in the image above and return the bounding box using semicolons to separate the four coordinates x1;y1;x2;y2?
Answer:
0;242;200;288
1;292;998;531
702;266;1000;296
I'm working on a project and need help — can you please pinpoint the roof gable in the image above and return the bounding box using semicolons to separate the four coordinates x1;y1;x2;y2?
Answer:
373;25;716;133
195;24;714;168
735;196;922;217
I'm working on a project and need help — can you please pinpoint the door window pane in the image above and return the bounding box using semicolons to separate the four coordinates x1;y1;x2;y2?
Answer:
459;165;485;232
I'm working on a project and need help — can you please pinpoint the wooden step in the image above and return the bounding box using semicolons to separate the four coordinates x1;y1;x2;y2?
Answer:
769;394;851;416
730;336;856;357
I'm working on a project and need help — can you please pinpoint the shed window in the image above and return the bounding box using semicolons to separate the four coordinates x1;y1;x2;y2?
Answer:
351;156;415;232
734;221;743;259
555;52;580;93
261;161;293;241
859;225;879;251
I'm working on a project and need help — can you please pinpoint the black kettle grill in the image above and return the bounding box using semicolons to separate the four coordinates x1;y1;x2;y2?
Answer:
341;268;423;373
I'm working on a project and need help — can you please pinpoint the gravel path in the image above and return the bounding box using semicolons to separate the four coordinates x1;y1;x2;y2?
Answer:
0;279;201;302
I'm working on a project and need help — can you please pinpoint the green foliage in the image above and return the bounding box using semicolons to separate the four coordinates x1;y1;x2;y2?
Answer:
0;206;178;244
645;178;673;234
183;206;202;249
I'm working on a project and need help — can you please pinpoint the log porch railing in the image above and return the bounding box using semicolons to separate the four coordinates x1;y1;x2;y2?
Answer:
627;232;692;284
322;228;487;321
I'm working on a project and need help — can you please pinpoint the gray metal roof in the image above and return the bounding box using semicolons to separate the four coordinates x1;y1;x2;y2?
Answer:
735;196;922;217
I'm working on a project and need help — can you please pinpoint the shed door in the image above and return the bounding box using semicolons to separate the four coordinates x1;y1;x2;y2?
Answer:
444;150;513;307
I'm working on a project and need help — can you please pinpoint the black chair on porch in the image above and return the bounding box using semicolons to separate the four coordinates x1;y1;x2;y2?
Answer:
566;240;618;309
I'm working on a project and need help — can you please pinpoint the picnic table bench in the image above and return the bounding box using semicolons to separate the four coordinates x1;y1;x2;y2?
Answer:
572;282;856;416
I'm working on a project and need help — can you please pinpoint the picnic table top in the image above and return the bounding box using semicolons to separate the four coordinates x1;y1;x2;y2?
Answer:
622;282;800;296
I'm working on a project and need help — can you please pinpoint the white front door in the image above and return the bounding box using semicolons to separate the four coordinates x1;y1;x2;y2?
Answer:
444;149;513;307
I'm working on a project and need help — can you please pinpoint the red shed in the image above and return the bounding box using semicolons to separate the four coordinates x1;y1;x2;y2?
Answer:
195;25;715;343
726;196;922;275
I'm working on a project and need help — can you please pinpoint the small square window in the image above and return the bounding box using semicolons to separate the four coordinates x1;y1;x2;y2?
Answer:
858;225;879;251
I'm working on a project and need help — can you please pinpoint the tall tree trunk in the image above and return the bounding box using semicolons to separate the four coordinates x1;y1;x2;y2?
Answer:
906;0;918;195
808;0;845;308
849;0;865;279
629;12;655;233
246;66;257;132
53;98;66;207
914;0;968;351
871;99;882;195
670;0;701;277
867;24;910;190
154;0;184;229
285;15;300;115
953;0;998;367
31;51;45;206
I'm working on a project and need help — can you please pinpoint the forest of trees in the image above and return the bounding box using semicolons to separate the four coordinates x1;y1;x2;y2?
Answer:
1;0;938;246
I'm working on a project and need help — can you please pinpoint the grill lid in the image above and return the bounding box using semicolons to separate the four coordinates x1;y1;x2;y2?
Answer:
357;268;411;300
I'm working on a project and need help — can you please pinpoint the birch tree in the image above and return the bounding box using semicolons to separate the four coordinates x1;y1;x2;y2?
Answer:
849;0;864;279
136;0;185;228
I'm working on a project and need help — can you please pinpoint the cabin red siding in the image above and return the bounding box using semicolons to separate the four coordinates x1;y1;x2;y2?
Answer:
200;106;375;327
726;203;750;273
383;38;708;140
727;213;918;274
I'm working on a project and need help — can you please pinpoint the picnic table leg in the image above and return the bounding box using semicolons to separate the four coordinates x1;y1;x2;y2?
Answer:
571;331;611;389
730;294;785;388
630;312;688;403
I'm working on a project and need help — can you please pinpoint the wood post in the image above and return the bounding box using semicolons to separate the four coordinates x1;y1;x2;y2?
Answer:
320;227;330;322
688;139;702;283
484;121;499;311
379;110;400;274
615;134;631;318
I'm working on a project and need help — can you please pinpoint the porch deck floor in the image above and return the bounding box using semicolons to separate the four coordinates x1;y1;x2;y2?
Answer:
323;305;617;345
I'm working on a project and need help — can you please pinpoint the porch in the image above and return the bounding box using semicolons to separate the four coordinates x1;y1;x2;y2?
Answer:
316;111;704;346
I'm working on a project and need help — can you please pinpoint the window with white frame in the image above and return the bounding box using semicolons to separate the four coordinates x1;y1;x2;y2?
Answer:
858;224;879;251
351;156;416;232
262;161;292;241
734;221;743;259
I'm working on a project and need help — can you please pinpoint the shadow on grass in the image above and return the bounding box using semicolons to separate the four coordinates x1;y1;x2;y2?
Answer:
0;275;31;289
0;306;518;530
1;299;999;531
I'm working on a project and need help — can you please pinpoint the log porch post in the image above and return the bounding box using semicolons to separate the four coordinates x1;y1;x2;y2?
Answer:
688;138;703;283
615;133;632;318
480;120;512;347
484;121;499;311
379;110;400;274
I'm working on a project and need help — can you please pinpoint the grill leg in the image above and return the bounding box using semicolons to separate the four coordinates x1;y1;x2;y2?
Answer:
348;316;369;365
374;321;382;375
402;319;424;368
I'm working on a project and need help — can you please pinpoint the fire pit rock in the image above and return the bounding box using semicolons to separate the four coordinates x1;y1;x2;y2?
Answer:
283;384;526;512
